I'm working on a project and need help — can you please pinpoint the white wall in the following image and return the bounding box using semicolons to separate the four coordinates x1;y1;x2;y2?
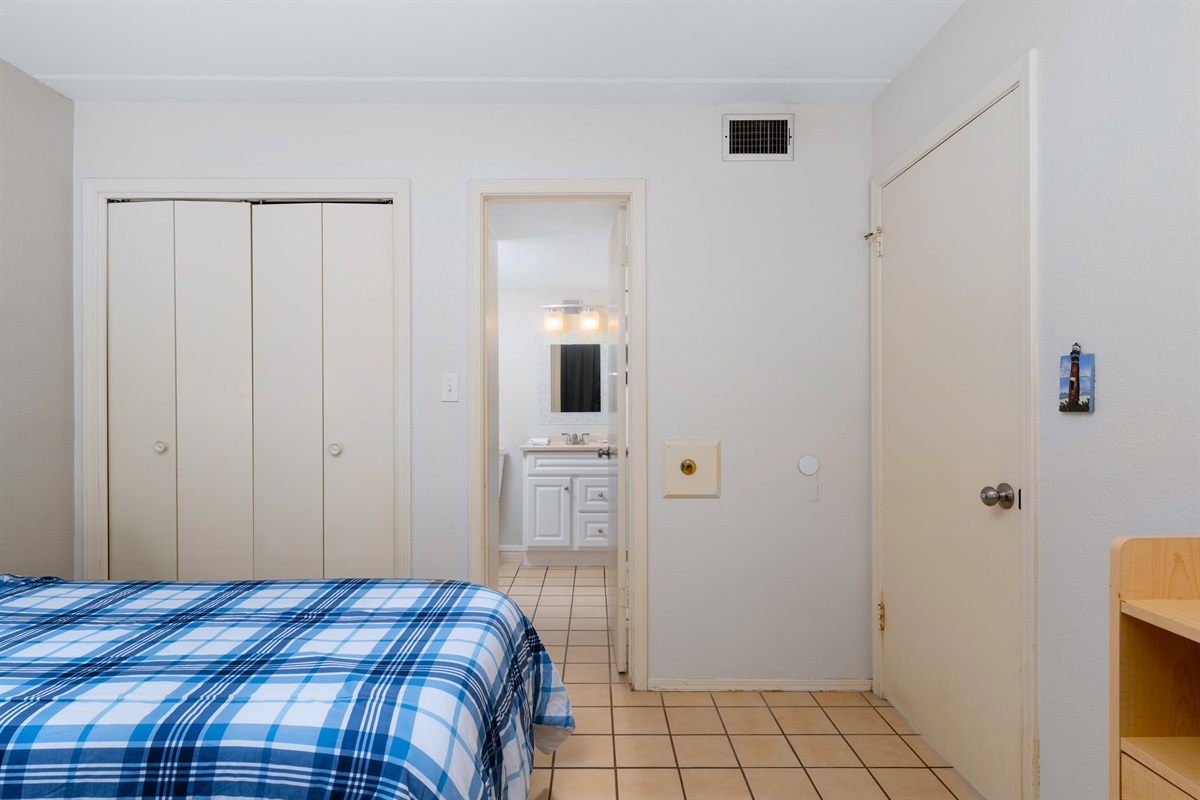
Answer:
872;2;1200;795
498;288;608;547
73;101;873;683
0;60;74;578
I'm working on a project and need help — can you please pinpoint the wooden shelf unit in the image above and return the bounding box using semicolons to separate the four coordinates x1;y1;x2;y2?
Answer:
1111;536;1200;800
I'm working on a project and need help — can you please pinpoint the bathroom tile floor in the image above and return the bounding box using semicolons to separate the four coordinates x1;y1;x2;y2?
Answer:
498;553;984;800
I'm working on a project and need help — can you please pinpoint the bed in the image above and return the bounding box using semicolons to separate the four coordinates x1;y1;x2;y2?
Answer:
0;575;573;800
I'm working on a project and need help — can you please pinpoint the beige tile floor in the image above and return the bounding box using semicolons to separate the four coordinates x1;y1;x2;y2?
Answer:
499;553;984;800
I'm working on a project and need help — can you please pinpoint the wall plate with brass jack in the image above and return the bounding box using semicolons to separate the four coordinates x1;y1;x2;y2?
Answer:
662;440;720;498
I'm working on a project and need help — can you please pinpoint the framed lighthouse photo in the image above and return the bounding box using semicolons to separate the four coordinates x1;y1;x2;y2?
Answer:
1059;343;1095;413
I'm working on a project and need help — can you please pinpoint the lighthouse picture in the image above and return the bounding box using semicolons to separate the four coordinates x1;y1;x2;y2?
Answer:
1059;343;1094;413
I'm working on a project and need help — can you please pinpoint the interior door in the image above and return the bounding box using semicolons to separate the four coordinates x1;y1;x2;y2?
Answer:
606;205;629;673
879;87;1027;798
251;203;324;579
173;201;254;581
322;203;396;578
107;201;177;581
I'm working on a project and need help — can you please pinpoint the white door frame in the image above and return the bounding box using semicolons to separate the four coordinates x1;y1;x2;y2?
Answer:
81;178;412;581
870;53;1039;798
467;179;649;690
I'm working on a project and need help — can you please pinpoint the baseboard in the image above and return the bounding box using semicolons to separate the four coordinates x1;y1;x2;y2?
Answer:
522;549;610;567
646;678;873;693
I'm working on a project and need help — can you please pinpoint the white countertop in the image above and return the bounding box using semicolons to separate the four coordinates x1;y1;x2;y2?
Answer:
519;441;607;453
520;443;609;450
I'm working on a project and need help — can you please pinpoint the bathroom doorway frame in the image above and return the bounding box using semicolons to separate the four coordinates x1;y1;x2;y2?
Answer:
467;179;649;689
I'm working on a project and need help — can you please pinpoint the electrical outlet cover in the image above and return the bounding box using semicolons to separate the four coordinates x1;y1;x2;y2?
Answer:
662;440;720;498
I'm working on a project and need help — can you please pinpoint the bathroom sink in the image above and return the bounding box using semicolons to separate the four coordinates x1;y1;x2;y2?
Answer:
519;439;608;451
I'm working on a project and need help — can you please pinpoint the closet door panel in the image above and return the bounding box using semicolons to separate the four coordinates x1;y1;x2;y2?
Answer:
322;203;395;578
251;203;324;578
107;201;178;580
174;201;254;580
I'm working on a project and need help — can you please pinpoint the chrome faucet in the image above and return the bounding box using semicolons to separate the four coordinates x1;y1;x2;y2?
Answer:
562;432;579;445
580;433;589;444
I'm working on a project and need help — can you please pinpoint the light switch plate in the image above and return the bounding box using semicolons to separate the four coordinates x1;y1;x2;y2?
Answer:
441;373;459;402
662;440;720;498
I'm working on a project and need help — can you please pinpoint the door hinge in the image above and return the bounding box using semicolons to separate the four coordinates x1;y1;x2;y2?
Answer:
864;227;882;258
618;585;629;609
877;599;886;633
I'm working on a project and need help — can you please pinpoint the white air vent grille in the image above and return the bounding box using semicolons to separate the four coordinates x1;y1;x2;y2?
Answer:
723;114;794;161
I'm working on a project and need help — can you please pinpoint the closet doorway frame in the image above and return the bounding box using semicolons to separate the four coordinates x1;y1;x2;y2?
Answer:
467;180;649;690
81;179;412;581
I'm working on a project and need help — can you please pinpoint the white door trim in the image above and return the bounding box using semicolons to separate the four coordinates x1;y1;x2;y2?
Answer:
81;178;412;581
467;179;649;690
869;53;1039;798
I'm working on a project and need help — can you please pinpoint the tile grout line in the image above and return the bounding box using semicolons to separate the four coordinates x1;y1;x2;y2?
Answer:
604;566;623;800
763;697;824;800
817;699;894;798
710;691;749;799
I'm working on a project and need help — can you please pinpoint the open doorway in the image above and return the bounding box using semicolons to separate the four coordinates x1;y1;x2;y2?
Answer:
468;180;647;688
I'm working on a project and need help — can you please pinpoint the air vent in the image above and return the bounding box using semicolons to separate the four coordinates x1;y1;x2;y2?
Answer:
722;114;794;161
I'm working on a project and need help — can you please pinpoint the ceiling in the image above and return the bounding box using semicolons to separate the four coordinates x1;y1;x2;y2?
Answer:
491;201;619;291
0;1;963;104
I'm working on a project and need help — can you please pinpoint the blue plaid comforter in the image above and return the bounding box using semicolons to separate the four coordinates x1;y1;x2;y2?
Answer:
0;575;573;800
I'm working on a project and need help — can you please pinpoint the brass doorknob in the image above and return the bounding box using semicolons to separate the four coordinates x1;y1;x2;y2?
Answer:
680;459;697;475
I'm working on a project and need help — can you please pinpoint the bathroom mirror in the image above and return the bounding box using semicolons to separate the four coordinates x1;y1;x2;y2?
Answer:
540;335;609;424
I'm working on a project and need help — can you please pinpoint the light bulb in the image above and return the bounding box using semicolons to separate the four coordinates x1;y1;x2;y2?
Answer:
580;308;601;331
543;308;564;331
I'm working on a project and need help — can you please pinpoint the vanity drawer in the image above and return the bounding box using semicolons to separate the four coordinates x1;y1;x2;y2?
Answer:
574;477;613;512
525;451;613;477
577;513;613;548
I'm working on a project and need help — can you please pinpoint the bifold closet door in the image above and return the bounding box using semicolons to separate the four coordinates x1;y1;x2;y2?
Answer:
251;204;325;578
322;203;396;578
108;201;178;581
174;201;254;580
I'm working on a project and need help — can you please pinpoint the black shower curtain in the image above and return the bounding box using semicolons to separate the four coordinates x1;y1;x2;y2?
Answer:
560;344;601;413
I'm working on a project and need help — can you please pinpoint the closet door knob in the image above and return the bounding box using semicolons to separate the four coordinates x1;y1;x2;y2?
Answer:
328;443;343;457
153;440;168;454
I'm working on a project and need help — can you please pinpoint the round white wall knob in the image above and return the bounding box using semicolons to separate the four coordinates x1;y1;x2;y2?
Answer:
154;440;168;454
798;455;819;476
328;443;343;456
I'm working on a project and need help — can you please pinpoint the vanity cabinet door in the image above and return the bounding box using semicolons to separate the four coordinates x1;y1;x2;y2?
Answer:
526;477;572;547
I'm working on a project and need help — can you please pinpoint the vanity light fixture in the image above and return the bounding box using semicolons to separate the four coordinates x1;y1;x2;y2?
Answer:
541;299;600;332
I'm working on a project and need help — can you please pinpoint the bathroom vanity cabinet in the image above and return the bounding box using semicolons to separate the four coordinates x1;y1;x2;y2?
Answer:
521;446;616;566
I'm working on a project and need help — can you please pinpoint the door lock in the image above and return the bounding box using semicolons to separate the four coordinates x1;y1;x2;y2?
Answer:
980;483;1015;509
